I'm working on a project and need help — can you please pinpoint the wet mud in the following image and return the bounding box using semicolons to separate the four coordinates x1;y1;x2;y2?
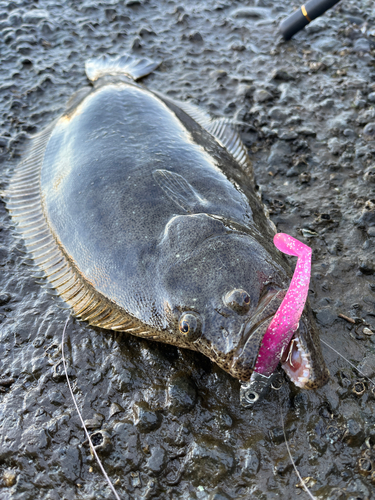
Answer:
1;0;375;499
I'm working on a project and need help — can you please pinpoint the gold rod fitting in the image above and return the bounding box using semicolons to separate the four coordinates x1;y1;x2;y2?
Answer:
301;5;311;23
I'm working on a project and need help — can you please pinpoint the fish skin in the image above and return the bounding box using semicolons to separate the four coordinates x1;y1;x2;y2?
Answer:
5;57;329;388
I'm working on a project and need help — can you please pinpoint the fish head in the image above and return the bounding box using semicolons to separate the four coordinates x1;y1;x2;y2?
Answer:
157;213;329;388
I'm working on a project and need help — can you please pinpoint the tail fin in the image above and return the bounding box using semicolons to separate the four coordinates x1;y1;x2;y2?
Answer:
85;54;161;82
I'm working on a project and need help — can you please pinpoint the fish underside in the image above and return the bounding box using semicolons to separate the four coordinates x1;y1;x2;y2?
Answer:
4;54;329;390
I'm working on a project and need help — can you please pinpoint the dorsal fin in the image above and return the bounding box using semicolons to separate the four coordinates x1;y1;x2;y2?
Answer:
161;96;254;185
85;54;161;82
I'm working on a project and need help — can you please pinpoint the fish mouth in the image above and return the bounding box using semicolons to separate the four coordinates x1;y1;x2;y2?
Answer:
280;330;312;388
230;288;287;381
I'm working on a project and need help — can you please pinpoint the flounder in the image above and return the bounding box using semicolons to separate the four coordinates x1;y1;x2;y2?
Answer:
5;54;329;391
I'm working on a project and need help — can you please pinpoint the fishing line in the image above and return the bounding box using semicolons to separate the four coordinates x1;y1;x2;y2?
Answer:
61;316;121;500
321;338;375;387
278;393;316;500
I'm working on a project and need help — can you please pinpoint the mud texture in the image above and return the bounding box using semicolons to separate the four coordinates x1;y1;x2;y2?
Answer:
1;0;375;499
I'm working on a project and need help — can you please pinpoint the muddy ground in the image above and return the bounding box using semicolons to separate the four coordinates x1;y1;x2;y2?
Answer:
1;0;375;499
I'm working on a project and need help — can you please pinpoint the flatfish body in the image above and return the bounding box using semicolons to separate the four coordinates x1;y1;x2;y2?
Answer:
5;55;329;388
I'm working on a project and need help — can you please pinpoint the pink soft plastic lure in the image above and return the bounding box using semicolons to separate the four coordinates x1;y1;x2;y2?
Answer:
253;233;312;377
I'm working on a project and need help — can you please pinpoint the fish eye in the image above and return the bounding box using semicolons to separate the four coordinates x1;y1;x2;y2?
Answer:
224;289;251;315
178;312;201;341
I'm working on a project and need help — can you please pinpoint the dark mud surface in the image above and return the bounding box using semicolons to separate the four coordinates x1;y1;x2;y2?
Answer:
1;0;375;499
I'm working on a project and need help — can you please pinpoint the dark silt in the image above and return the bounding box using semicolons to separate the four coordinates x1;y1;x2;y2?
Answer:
0;1;375;499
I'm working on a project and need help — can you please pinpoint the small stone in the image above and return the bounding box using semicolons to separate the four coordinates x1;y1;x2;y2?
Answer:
267;141;291;166
84;413;104;430
270;427;286;444
0;293;11;306
9;13;22;26
353;90;366;109
208;488;231;500
299;172;311;183
132;37;142;49
296;127;316;137
184;440;234;486
368;227;375;237
355;200;375;228
316;309;337;327
305;18;328;34
286;166;299;177
48;390;65;406
146;446;166;474
309;436;327;454
268;107;288;122
363;123;375;138
328;137;345;155
231;7;268;19
368;92;375;103
271;69;295;81
254;89;272;103
261;126;277;138
215;409;233;430
313;36;337;52
278;130;298;140
363;167;375;184
343;128;356;138
211;70;227;81
109;402;124;418
241;449;260;476
328;111;355;131
168;375;197;416
345;15;364;25
325;424;343;443
133;402;161;432
3;470;17;487
344;419;365;447
139;27;155;37
177;12;189;24
357;109;375;125
189;32;203;42
358;258;375;275
0;378;15;387
23;9;50;24
353;38;370;53
0;247;8;266
358;354;375;377
231;44;245;52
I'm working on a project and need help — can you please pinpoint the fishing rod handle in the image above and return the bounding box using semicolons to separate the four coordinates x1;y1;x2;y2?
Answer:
280;0;341;41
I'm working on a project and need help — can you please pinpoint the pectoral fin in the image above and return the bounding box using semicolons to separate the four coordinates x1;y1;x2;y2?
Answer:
153;169;208;213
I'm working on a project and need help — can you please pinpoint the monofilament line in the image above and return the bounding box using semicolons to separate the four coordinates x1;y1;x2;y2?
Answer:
61;316;121;500
278;394;316;500
321;339;375;387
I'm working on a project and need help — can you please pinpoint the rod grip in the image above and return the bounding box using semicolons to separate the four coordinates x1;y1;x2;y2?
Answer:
280;0;341;40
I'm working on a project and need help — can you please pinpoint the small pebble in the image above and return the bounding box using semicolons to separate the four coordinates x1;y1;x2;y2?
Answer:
3;470;17;487
363;123;375;138
189;32;203;42
363;168;375;184
254;89;272;103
